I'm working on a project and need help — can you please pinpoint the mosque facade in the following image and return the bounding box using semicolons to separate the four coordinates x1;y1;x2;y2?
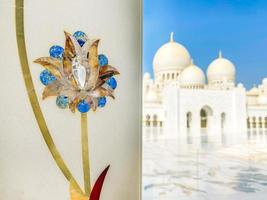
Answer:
143;33;267;137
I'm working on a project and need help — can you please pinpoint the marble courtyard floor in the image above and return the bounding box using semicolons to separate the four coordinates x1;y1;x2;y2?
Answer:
143;128;267;200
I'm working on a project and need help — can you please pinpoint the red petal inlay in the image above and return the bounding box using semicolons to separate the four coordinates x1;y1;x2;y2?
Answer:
89;165;110;200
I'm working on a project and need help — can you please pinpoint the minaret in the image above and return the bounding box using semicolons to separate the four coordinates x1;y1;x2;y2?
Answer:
218;50;223;58
170;32;174;42
190;59;194;65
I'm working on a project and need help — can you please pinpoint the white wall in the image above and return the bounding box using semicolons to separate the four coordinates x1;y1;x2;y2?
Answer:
233;88;247;132
162;86;179;138
0;0;141;199
163;88;247;138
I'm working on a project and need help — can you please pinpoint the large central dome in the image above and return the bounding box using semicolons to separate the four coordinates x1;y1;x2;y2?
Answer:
153;33;191;77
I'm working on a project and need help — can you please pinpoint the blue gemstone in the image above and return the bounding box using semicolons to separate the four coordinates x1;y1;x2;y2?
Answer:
49;45;64;59
73;31;88;47
98;97;107;107
56;95;68;109
98;54;109;67
77;100;90;113
40;69;57;86
106;77;117;89
73;31;87;38
77;39;85;47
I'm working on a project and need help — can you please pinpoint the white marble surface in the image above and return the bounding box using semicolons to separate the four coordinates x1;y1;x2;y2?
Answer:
143;128;267;200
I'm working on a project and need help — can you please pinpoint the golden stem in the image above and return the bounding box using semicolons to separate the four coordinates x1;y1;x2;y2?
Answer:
81;113;91;196
15;0;83;194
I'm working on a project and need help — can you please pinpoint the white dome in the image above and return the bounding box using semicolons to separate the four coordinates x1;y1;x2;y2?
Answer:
153;32;191;74
143;72;151;80
237;83;244;88
262;78;267;85
180;60;205;87
247;85;259;95
207;51;236;83
257;94;267;105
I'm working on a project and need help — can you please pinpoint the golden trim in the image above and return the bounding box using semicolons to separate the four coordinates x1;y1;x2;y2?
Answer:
15;0;83;194
81;113;91;196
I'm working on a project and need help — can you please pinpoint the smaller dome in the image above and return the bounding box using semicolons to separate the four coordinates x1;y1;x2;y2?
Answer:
143;72;151;80
237;83;244;88
207;51;236;83
262;78;267;85
247;85;259;95
180;60;205;87
257;94;267;105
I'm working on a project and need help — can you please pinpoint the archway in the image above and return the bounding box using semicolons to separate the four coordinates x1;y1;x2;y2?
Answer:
186;112;192;128
152;114;158;127
200;106;213;129
247;117;250;129
221;112;226;129
259;117;263;128
145;114;150;126
252;117;256;128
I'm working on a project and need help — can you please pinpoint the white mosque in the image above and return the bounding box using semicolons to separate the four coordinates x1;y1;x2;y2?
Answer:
143;32;267;137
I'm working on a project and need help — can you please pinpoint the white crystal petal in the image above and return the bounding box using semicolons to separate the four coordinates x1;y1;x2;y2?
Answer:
72;58;87;89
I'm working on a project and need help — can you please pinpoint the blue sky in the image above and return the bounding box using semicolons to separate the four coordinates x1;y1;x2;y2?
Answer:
143;0;267;88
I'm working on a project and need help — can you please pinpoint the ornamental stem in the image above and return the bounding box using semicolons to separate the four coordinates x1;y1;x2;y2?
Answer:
81;113;91;196
15;0;83;195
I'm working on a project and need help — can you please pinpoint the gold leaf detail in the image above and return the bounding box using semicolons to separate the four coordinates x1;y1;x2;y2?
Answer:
69;97;80;113
63;31;76;76
70;180;88;200
92;87;114;99
42;81;63;99
99;65;120;80
34;57;62;79
86;39;100;90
